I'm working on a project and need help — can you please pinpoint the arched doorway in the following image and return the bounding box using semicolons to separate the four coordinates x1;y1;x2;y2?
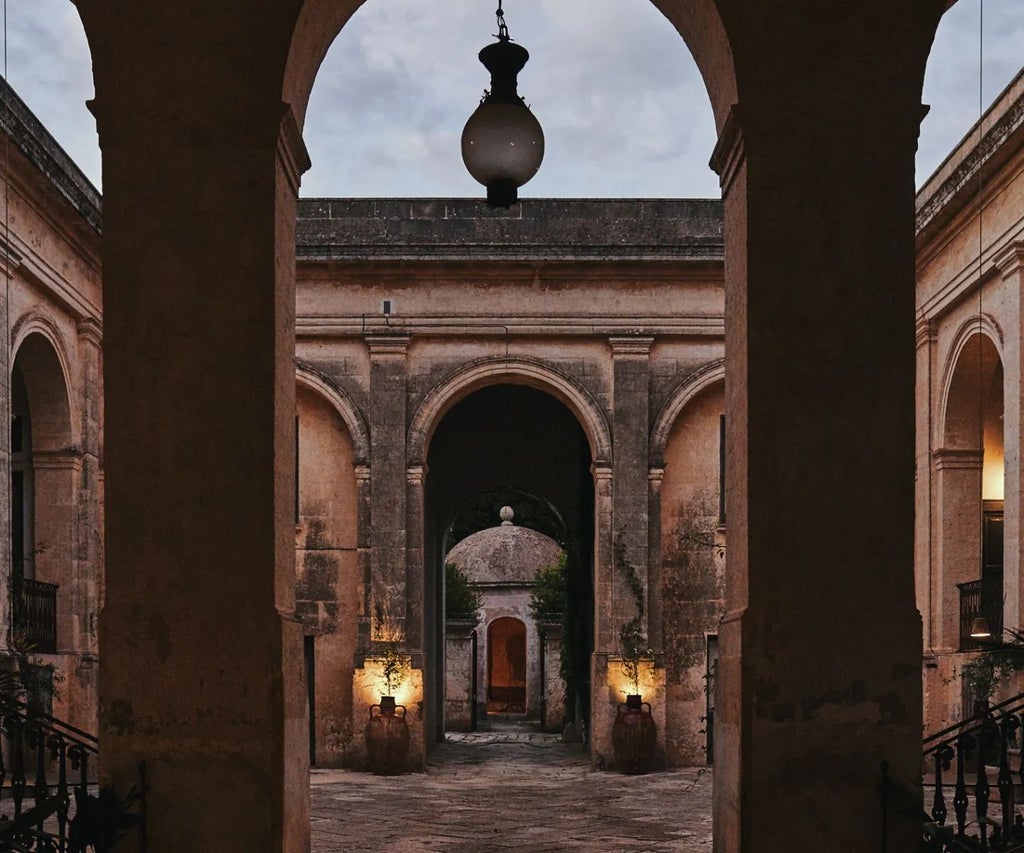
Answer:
487;617;527;714
422;382;595;747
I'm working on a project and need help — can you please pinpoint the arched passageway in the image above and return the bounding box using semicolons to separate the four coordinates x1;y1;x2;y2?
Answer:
77;0;946;848
424;384;595;747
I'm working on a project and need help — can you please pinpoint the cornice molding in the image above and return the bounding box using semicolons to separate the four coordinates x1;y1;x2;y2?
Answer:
916;94;1024;236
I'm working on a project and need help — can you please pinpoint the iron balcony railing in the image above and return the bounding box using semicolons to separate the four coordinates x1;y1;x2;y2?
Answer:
959;577;1005;651
12;579;58;655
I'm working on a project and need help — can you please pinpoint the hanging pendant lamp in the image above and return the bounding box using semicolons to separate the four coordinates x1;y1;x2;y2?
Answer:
461;1;544;208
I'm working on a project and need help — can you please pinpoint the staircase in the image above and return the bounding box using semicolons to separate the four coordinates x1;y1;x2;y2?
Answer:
0;692;145;852
924;692;1024;851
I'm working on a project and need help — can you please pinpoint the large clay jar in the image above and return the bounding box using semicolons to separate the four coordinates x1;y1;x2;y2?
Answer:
365;696;410;775
612;694;656;774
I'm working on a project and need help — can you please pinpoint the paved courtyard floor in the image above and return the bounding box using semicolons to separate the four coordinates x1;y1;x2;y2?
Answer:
311;720;713;852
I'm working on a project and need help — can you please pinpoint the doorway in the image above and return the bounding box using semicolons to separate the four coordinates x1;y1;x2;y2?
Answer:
488;617;527;714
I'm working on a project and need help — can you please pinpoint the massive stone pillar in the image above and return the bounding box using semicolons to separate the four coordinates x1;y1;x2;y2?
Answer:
89;36;312;849
710;9;935;848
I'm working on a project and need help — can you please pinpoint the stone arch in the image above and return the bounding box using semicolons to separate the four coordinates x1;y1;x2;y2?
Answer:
283;1;738;132
407;357;612;468
10;315;77;449
939;315;1004;450
651;358;725;467
296;364;370;465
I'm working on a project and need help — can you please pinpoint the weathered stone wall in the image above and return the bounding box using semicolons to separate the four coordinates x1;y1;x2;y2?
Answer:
295;384;360;766
660;383;725;766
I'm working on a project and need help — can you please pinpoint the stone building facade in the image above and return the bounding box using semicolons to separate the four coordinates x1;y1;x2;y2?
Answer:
292;196;727;769
0;80;102;735
917;70;1024;732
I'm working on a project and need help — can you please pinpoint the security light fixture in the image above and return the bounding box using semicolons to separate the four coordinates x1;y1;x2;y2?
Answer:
461;1;544;208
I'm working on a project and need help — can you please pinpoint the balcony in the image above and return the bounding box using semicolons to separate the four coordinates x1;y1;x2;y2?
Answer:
958;576;1003;651
12;576;58;654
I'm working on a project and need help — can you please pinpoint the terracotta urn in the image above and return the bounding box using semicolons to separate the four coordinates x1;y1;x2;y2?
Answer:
365;695;410;775
611;693;656;774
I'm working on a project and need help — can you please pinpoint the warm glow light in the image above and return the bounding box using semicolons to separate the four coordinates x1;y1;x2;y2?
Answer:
983;450;1004;500
608;657;658;703
356;657;420;709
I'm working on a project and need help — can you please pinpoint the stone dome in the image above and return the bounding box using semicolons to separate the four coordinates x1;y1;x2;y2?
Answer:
446;508;564;585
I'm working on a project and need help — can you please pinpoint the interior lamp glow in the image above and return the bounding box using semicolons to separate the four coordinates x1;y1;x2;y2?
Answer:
969;617;992;639
461;1;544;208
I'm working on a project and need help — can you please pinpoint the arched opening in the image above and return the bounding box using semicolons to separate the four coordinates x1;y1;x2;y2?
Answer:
443;490;567;732
937;330;1005;681
424;384;594;748
10;332;74;657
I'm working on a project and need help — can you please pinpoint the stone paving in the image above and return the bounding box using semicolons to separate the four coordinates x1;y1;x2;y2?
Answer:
311;720;713;852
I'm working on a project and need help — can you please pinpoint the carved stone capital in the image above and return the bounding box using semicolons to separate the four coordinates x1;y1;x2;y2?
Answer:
709;105;744;197
608;335;654;359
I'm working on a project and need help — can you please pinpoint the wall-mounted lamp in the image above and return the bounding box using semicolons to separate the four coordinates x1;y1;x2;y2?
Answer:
461;1;544;208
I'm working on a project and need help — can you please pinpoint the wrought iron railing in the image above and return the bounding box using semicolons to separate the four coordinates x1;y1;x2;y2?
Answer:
12;579;58;655
0;692;97;849
923;691;1024;851
959;578;1005;651
0;692;144;851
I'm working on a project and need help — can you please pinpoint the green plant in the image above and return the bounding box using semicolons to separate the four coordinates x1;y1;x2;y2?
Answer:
445;563;481;620
961;631;1024;705
372;603;409;696
529;553;567;622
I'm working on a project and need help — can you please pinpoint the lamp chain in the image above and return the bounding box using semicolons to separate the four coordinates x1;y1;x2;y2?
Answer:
495;2;510;42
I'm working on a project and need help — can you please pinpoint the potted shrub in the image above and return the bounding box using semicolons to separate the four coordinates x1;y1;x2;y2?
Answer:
365;604;411;775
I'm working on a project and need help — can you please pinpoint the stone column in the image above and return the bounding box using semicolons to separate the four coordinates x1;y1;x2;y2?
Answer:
93;92;311;850
444;618;476;732
72;319;102;729
933;450;983;650
32;450;79;652
647;467;665;650
710;28;931;847
354;464;372;653
0;242;18;644
996;243;1024;637
366;334;410;637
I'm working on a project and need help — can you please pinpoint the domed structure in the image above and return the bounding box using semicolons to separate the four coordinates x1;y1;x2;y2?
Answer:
444;508;564;722
446;507;563;585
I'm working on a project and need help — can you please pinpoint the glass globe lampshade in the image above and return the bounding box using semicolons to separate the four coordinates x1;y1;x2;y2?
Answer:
461;35;544;208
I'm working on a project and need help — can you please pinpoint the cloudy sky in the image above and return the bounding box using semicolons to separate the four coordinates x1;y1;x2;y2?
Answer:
6;0;1024;199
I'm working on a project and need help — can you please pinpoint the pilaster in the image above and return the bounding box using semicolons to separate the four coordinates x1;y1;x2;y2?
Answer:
608;335;654;640
366;334;411;638
995;242;1024;638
